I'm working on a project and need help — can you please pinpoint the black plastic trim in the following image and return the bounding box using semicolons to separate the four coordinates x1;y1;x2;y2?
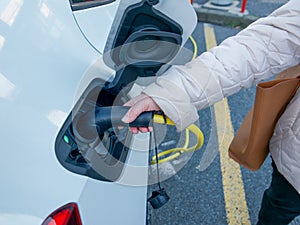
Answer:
70;0;116;11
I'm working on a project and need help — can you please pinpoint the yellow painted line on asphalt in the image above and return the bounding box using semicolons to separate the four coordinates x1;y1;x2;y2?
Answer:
203;23;251;225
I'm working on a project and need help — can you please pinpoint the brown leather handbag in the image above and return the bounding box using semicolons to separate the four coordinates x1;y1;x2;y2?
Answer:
229;64;300;171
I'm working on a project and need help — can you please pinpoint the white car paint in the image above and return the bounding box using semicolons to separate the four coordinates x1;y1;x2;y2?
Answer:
0;0;110;223
0;213;42;225
73;2;120;54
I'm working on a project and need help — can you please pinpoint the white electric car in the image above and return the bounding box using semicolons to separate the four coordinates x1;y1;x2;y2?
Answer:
0;0;197;224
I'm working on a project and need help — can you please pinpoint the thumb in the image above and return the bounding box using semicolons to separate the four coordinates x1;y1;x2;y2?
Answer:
122;102;144;123
122;94;161;124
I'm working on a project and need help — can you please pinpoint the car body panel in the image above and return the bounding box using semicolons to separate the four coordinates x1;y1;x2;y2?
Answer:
0;0;103;222
73;1;120;54
0;0;150;224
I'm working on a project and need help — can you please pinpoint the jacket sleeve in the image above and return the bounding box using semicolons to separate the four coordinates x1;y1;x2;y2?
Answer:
143;0;300;131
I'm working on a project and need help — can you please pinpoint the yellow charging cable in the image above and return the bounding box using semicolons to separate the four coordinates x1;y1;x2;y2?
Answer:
189;36;198;60
151;114;204;164
149;36;200;164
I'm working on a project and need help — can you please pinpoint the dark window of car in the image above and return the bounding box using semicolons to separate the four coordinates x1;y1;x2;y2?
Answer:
70;0;116;11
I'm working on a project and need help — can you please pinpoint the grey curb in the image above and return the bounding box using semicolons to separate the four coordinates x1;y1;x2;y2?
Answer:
194;6;259;28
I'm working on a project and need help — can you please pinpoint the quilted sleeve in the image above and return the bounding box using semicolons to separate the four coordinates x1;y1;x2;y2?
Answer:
143;0;300;131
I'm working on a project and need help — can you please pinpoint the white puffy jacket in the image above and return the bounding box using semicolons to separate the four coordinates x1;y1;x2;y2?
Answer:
143;0;300;192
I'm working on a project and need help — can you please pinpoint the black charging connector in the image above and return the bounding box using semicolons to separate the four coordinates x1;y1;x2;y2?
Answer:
148;131;170;209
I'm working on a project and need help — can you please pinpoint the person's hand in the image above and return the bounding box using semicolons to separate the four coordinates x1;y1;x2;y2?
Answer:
122;93;161;134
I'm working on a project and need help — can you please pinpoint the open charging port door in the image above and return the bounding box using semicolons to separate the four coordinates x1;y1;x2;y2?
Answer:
55;78;132;182
55;0;197;182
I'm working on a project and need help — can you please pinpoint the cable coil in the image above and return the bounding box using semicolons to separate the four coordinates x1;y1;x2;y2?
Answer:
151;114;204;164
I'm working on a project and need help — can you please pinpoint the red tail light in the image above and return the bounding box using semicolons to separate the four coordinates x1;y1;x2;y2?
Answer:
42;202;83;225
